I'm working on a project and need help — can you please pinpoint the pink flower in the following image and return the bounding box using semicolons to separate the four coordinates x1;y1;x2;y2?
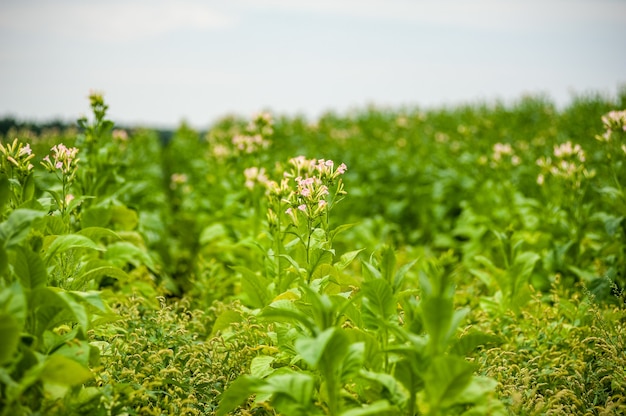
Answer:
55;161;63;169
336;163;347;174
297;204;307;212
318;200;327;208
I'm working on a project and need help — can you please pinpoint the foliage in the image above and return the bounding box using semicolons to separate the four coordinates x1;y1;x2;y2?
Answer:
1;88;626;415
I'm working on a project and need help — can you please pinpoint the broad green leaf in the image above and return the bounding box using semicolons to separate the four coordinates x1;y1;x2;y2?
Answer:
77;226;121;242
234;266;271;309
263;371;316;416
0;175;9;211
0;281;27;326
423;355;476;410
68;290;108;313
420;296;453;354
451;331;503;356
311;263;338;282
393;259;417;292
362;260;382;281
380;246;397;285
54;339;95;368
0;209;45;248
103;241;156;269
295;327;338;368
217;375;263;416
40;354;93;386
12;246;47;289
361;279;395;328
0;314;20;364
250;355;275;379
360;369;409;408
334;249;365;270
261;300;316;335
109;205;139;231
340;400;394;416
81;206;113;228
210;309;243;337
199;223;228;245
44;234;104;264
457;375;498;404
330;223;356;241
341;342;365;381
31;287;89;338
74;261;129;288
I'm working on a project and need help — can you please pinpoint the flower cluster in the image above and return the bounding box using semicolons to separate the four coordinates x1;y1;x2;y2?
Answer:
232;134;270;154
170;173;189;190
247;112;274;137
536;141;592;187
490;142;521;166
112;129;128;141
41;143;80;177
596;110;626;155
0;138;35;178
243;167;269;190
601;110;626;134
282;156;347;223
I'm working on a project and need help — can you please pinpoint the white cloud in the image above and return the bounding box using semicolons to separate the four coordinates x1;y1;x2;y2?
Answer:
235;0;626;31
0;0;236;42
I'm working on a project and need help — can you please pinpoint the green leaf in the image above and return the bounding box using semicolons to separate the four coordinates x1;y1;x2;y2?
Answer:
263;371;316;416
361;369;409;406
261;300;317;335
210;309;244;337
217;375;263;416
295;327;338;368
423;355;476;410
74;261;129;288
451;331;503;356
0;175;10;211
234;266;271;309
341;341;365;382
68;290;108;314
77;226;121;242
330;223;356;241
457;375;498;404
0;313;20;364
340;400;394;416
393;259;417;292
362;260;382;281
0;281;27;327
81;206;113;228
40;354;93;386
44;234;104;264
103;241;156;269
420;296;453;354
311;263;338;282
0;209;45;248
30;287;89;338
361;279;395;329
109;205;138;231
334;249;364;271
199;223;228;245
380;246;397;285
12;246;48;289
250;355;275;379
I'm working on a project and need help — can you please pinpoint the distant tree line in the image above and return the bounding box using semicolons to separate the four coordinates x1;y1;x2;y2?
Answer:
0;116;176;144
0;116;75;137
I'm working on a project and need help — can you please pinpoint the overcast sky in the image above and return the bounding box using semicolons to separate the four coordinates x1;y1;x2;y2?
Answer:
1;0;625;128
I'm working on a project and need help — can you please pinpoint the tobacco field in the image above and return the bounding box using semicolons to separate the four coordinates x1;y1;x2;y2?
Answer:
1;90;626;415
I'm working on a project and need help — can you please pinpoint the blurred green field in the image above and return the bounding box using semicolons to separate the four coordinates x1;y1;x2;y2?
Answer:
1;89;626;415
